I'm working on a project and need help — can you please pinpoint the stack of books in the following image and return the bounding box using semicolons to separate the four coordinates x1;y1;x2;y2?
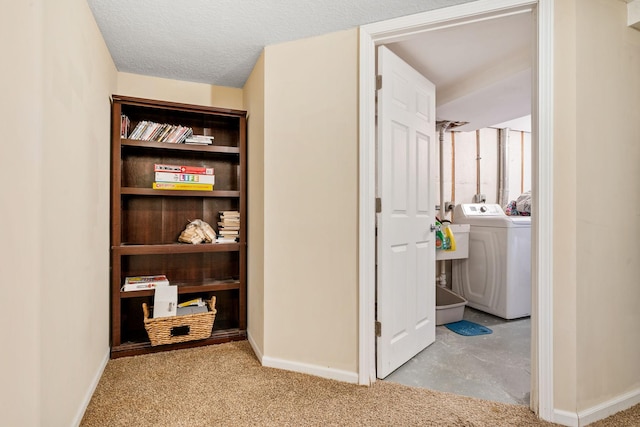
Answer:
216;211;240;243
128;120;194;144
121;274;169;292
153;164;215;191
184;134;214;145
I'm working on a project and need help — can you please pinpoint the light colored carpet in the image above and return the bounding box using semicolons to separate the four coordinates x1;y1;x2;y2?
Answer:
81;341;639;426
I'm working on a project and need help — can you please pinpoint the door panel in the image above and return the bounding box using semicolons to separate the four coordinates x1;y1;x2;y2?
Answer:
376;46;437;378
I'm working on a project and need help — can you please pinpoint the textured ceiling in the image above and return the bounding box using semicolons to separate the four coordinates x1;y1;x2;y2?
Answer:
86;0;474;88
87;0;532;131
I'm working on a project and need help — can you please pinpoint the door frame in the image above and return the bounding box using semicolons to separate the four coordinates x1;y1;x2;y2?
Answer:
357;0;555;422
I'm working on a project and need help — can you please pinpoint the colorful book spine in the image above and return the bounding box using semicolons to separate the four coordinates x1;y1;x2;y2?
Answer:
154;172;215;185
154;164;214;175
152;182;213;191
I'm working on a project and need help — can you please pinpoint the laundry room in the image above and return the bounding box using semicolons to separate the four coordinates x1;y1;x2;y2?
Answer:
435;115;532;295
384;115;534;405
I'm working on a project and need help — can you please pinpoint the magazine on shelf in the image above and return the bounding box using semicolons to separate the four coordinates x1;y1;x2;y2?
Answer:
121;275;170;292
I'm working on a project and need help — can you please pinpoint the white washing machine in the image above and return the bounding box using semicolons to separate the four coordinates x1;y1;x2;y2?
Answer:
451;203;531;319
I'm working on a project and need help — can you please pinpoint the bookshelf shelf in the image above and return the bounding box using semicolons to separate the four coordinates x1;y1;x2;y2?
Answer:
120;279;241;298
111;329;247;358
110;95;247;358
114;243;241;255
121;138;241;154
120;188;241;197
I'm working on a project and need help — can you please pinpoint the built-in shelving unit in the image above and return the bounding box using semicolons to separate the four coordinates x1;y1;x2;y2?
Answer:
109;95;247;358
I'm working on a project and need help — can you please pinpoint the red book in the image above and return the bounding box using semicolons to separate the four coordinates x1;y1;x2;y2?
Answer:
154;164;214;175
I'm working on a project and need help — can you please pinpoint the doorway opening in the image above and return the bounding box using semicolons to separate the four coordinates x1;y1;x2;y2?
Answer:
358;0;555;421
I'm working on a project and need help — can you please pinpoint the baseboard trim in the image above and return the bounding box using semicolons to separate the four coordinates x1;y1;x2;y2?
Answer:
246;331;357;384
261;355;359;384
246;331;263;362
577;387;640;426
72;347;110;427
553;409;579;427
552;387;640;427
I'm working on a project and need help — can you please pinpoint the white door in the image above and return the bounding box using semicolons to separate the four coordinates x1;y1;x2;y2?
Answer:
376;46;437;378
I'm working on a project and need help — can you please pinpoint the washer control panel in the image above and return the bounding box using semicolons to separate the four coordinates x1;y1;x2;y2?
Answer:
458;203;504;216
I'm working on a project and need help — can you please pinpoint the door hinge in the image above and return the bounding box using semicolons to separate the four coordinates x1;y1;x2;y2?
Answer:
376;75;382;90
375;197;381;213
375;321;382;337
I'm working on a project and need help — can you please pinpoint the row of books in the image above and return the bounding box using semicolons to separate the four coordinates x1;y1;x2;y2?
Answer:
153;163;215;191
120;115;217;145
129;120;194;143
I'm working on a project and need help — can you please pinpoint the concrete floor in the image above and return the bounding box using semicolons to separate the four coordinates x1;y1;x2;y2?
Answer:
384;306;531;406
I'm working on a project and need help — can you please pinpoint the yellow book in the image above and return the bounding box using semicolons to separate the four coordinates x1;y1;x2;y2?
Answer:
152;182;213;191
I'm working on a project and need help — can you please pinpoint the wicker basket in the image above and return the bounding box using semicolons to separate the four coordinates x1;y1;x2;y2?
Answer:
142;297;216;346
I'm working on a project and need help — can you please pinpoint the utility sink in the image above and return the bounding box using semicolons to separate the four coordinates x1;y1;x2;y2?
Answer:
435;223;470;261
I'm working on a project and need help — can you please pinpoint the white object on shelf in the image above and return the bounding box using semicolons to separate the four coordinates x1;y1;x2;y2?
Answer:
153;285;178;318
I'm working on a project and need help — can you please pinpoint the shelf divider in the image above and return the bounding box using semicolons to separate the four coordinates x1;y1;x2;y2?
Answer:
121;188;240;198
121;138;240;154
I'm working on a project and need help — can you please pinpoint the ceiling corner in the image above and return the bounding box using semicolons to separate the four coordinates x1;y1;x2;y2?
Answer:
628;0;640;31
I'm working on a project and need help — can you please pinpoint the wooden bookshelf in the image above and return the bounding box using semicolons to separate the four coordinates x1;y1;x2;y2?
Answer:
109;95;247;358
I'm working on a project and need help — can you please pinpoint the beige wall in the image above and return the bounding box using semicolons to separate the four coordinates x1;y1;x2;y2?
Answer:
553;0;579;412
261;29;359;372
114;30;360;376
4;1;639;423
574;0;640;412
554;0;640;414
117;72;244;110
243;53;266;353
0;1;44;426
0;0;117;426
40;0;117;425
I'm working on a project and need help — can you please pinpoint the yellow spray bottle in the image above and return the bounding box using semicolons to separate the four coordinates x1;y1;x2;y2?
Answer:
442;221;456;251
